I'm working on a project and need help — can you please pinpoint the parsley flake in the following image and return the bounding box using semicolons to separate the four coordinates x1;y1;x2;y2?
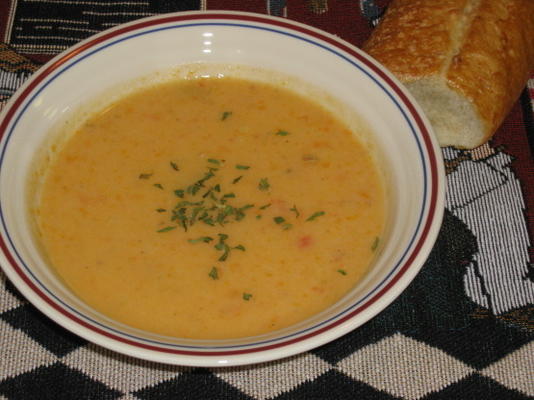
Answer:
209;266;219;280
371;237;380;251
306;211;325;221
243;293;253;301
235;204;254;221
188;236;214;244
157;226;176;233
258;178;270;191
273;216;285;225
215;234;231;261
218;246;230;261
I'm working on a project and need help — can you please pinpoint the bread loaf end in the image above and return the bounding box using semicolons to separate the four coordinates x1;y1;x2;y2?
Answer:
363;0;534;149
404;78;485;148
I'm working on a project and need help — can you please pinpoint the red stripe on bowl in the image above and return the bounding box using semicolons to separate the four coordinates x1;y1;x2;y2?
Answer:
0;12;441;358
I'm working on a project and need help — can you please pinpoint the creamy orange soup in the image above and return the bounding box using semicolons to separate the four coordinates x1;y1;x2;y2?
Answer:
36;76;386;339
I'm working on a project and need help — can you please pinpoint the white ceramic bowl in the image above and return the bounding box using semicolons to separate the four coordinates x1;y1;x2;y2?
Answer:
0;11;444;366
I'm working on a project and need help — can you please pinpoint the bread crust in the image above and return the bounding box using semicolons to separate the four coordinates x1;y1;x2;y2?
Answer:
363;0;534;148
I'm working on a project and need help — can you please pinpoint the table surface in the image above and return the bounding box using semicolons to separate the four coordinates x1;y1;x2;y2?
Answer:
0;1;533;399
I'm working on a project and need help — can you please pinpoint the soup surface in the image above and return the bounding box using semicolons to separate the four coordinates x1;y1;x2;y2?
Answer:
37;75;386;339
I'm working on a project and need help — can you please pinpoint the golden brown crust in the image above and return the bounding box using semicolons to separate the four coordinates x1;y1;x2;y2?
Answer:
447;0;534;142
362;0;472;80
362;0;534;148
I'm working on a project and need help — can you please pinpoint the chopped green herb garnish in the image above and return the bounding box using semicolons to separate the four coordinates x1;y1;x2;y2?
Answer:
186;183;202;196
258;178;270;191
139;173;153;179
235;204;254;221
337;269;347;275
259;203;272;210
216;204;233;225
171;207;188;228
273;216;286;225
306;211;325;221
256;215;262;220
186;168;217;196
215;234;230;261
218;246;230;261
190;206;205;224
202;188;213;198
157;226;176;233
209;266;219;280
282;223;293;230
290;205;300;218
152;160;258;267
202;217;215;226
223;204;235;215
188;236;214;244
275;130;290;136
371;237;380;251
243;293;252;301
221;111;232;121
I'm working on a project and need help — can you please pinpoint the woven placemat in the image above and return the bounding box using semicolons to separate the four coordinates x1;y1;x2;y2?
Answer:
0;1;532;399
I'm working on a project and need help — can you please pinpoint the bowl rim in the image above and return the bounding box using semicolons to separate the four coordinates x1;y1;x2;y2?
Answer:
0;10;445;366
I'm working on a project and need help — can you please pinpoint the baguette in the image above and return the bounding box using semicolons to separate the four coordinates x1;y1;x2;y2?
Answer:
362;0;534;149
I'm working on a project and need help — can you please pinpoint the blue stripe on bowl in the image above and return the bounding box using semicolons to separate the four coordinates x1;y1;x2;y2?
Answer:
0;20;430;351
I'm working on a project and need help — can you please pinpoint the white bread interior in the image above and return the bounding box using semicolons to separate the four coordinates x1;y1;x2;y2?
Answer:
404;78;484;149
